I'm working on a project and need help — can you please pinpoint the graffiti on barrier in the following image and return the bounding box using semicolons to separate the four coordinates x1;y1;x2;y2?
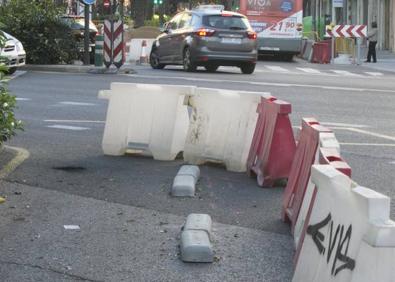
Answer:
307;213;356;276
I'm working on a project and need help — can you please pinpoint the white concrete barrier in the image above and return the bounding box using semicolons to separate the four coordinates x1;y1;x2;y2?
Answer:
101;83;194;160
172;165;200;197
183;88;263;172
293;164;395;282
126;39;155;63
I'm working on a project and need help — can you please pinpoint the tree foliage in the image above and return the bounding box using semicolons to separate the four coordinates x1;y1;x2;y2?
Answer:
0;0;78;64
0;31;23;145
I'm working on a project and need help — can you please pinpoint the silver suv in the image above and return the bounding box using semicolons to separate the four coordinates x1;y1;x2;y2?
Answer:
150;5;258;74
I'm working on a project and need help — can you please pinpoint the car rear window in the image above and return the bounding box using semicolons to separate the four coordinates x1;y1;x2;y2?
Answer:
202;15;250;30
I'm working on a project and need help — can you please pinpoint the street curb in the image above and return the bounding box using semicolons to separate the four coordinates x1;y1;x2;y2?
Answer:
20;64;137;75
0;145;30;180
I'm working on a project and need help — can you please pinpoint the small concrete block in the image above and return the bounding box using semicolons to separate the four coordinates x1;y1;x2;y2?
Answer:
178;165;200;181
172;175;195;197
180;230;214;263
184;214;212;239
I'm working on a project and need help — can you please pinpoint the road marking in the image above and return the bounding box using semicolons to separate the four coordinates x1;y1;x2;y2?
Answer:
320;122;369;128
265;65;290;72
340;143;395;147
335;127;395;142
127;74;395;93
16;97;31;101
46;125;90;131
44;119;105;124
330;70;363;77
389;161;395;164
59;101;97;106
296;68;322;74
0;145;30;180
365;72;383;76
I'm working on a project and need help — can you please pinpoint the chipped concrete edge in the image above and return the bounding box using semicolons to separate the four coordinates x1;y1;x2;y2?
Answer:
0;145;30;180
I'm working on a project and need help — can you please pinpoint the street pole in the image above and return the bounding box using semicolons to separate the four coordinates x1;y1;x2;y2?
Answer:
83;3;90;65
312;0;317;40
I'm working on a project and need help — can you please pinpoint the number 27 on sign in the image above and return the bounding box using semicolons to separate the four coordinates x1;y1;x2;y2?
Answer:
270;21;295;31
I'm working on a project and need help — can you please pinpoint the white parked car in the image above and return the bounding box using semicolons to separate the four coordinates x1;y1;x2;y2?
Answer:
0;31;26;74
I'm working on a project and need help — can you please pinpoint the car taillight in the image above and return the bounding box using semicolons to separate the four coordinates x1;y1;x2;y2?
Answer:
196;28;215;37
247;31;257;40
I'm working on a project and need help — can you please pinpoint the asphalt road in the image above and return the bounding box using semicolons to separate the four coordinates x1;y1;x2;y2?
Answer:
1;59;395;281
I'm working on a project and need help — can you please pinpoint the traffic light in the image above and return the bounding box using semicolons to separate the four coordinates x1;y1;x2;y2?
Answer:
103;0;111;14
153;0;163;5
159;0;163;4
153;0;158;4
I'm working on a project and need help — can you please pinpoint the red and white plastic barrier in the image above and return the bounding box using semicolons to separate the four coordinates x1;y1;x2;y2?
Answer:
294;147;351;266
293;164;395;282
246;96;296;186
281;118;332;229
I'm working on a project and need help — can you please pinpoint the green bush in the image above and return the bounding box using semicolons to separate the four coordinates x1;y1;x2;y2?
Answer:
0;32;23;146
0;0;78;64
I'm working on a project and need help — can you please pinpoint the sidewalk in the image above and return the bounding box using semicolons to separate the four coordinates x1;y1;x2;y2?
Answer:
360;49;395;73
0;180;294;282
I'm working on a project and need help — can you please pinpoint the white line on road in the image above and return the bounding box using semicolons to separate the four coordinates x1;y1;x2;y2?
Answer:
339;143;395;147
127;75;395;93
331;70;363;77
265;65;290;72
320;122;369;128
16;97;31;101
59;101;97;106
296;68;322;74
335;127;395;142
46;125;90;131
364;72;384;76
44;119;105;124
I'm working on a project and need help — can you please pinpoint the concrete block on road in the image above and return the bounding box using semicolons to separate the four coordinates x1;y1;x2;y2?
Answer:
172;165;200;197
180;230;214;263
184;213;212;239
177;165;200;181
172;175;196;197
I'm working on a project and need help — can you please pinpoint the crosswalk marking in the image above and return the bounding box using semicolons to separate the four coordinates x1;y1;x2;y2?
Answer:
296;67;322;74
59;101;97;106
265;65;290;72
330;70;363;77
364;72;383;76
47;125;90;131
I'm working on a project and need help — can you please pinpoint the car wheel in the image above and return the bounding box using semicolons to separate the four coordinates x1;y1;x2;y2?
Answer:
205;64;218;72
150;50;165;69
240;63;255;74
183;48;196;72
7;67;17;75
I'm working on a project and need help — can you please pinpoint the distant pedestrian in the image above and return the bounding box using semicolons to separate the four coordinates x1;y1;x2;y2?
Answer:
365;22;378;63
